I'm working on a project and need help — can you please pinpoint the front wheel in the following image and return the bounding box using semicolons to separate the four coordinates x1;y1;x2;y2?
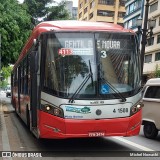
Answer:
143;122;158;139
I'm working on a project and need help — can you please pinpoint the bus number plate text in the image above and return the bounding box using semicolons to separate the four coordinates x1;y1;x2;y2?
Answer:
88;132;105;137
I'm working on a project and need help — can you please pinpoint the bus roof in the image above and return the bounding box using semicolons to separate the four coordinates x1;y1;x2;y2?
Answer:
13;20;134;70
35;20;131;32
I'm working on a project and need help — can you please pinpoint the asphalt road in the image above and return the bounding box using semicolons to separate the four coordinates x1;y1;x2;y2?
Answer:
0;92;160;160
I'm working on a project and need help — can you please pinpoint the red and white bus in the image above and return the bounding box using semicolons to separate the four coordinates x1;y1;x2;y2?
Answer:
11;20;143;139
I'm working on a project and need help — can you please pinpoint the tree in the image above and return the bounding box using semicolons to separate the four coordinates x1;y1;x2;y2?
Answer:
147;64;160;79
23;0;70;25
155;64;160;78
44;1;70;21
23;0;54;18
0;0;31;67
0;65;13;88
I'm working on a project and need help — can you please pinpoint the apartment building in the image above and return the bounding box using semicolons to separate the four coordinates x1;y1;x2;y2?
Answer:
65;1;78;19
78;0;126;25
123;0;144;32
124;0;160;81
143;0;160;80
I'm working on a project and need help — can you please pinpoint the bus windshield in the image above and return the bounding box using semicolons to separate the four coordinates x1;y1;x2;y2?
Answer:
42;32;141;99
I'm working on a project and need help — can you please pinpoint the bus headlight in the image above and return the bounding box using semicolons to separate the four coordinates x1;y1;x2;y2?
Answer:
130;102;143;116
41;104;64;118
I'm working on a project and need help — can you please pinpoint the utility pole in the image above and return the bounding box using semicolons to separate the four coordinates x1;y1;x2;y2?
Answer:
141;0;150;74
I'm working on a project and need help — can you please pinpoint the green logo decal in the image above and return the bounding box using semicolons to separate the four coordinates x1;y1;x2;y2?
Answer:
66;106;91;114
81;107;90;113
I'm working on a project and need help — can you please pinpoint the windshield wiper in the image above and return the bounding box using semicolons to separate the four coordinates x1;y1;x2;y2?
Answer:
89;60;94;87
100;77;126;102
69;60;93;103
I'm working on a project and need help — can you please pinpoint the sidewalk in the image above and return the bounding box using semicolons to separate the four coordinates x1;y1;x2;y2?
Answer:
0;96;14;159
2;101;14;114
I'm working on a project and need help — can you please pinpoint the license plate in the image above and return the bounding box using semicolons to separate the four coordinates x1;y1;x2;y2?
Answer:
88;132;105;137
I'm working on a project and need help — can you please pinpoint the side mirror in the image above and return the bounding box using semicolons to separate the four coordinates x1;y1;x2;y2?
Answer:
30;51;39;74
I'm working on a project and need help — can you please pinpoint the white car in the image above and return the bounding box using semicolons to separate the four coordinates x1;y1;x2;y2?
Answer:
6;85;11;97
142;78;160;139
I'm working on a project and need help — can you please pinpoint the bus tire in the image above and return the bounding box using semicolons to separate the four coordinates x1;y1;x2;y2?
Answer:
143;122;158;139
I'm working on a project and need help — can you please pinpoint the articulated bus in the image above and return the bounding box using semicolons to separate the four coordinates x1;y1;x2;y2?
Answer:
11;20;143;139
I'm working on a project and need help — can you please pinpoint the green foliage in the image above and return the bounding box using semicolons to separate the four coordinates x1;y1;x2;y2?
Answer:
23;0;70;25
0;79;8;89
148;64;160;79
0;65;13;88
1;66;13;79
45;1;70;21
0;0;32;67
155;64;160;78
0;0;70;68
23;0;53;18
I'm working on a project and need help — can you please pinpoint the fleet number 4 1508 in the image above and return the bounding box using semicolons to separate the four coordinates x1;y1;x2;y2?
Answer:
113;108;129;113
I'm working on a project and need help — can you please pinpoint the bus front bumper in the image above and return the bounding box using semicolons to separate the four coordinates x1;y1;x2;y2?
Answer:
38;110;142;139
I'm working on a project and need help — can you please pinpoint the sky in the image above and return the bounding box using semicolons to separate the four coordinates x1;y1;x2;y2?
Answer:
18;0;78;7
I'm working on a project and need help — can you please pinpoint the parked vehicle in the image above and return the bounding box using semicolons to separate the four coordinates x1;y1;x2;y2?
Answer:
6;85;11;97
142;78;160;139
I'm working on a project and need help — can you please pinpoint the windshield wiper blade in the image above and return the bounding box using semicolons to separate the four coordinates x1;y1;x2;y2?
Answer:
89;60;94;87
101;77;126;102
69;60;93;103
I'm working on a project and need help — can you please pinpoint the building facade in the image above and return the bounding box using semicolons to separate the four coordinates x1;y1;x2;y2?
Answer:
143;0;160;80
123;0;144;32
78;0;126;25
124;0;160;82
65;1;78;19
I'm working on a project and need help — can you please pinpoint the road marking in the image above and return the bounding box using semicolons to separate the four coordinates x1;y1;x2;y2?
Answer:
113;137;155;151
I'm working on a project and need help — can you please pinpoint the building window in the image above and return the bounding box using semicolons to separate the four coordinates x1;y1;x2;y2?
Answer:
155;52;160;61
118;12;125;18
89;12;94;19
144;54;152;63
157;35;160;44
148;19;156;29
119;0;125;6
79;12;82;19
127;16;139;29
84;7;88;14
97;10;114;17
126;0;141;15
128;19;132;28
150;2;158;13
147;37;154;46
90;1;95;9
117;23;123;27
83;17;87;21
79;2;83;9
72;7;78;19
98;0;114;5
